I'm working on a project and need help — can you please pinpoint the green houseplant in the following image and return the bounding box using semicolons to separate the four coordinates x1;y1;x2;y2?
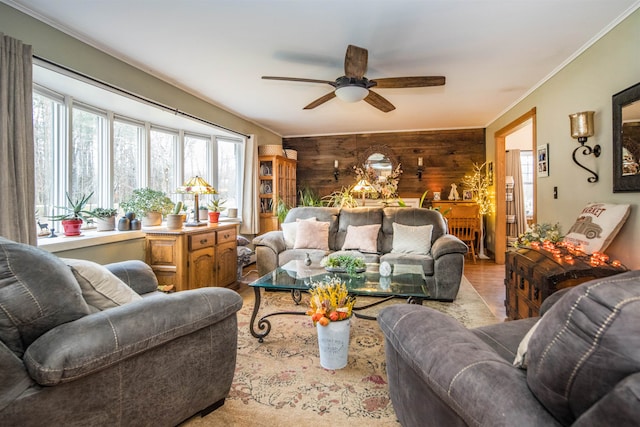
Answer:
91;207;118;231
49;192;94;236
120;187;174;227
206;198;227;223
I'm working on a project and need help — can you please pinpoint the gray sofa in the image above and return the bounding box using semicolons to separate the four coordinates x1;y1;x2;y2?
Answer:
378;270;640;426
0;237;243;426
253;207;468;301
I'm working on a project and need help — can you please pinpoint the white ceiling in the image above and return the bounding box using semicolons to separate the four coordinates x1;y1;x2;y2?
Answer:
6;0;640;137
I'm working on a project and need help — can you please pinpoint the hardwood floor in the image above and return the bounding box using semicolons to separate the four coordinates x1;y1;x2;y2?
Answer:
463;258;507;321
241;258;508;322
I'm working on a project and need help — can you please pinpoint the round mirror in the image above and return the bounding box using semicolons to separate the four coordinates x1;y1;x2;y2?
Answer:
364;153;393;182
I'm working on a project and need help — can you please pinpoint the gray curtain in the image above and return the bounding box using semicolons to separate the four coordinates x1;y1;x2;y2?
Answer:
506;149;527;237
0;33;35;245
240;135;259;234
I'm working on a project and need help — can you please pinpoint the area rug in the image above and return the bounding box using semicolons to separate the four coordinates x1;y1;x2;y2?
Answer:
182;277;498;426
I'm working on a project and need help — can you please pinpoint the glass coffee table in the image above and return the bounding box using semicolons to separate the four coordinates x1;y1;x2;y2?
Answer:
248;260;435;342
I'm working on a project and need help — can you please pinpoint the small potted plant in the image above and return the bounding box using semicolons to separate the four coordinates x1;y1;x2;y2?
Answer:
166;201;184;230
91;207;118;231
207;198;226;223
49;192;94;236
120;187;174;227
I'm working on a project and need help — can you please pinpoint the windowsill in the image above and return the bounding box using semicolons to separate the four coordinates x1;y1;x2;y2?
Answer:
38;217;242;253
38;229;146;253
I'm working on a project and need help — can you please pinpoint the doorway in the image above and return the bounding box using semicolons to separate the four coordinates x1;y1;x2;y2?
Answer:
494;108;537;264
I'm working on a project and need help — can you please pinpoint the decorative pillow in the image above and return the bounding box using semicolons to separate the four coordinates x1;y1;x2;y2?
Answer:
0;238;91;357
391;223;433;255
341;224;381;253
282;217;316;249
294;220;330;250
61;258;142;312
513;319;541;369
563;202;630;254
237;235;251;246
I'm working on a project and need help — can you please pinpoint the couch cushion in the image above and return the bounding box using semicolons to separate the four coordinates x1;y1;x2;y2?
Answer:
294;220;330;250
391;223;433;255
381;208;447;253
281;217;316;249
341;224;381;253
335;207;383;251
0;238;91;357
61;258;143;312
284;207;340;249
526;271;640;425
563;202;630;255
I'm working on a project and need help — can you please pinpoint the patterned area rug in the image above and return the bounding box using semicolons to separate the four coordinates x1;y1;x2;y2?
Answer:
182;277;498;426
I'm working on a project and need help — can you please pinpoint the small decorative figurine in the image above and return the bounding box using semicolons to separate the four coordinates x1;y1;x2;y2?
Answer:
449;183;460;200
304;253;312;266
380;261;392;277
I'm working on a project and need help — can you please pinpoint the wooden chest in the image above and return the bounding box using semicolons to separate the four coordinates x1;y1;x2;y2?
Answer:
505;247;626;320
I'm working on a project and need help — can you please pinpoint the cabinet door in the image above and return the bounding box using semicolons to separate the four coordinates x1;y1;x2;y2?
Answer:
216;241;238;287
189;247;215;289
146;235;186;291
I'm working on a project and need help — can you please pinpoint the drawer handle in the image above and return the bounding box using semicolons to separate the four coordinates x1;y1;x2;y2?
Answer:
200;239;208;245
223;233;230;239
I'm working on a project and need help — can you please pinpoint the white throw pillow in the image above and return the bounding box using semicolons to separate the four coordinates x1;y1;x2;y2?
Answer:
563;202;630;254
341;224;381;253
391;223;433;255
61;258;142;312
294;220;330;250
282;217;316;249
513;320;541;369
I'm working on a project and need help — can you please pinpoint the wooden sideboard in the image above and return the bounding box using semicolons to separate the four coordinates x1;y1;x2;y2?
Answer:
505;247;626;320
145;223;237;292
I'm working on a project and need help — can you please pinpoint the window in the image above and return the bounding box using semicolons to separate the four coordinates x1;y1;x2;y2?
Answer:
113;118;144;205
520;151;534;217
150;128;178;195
32;63;246;233
71;105;104;205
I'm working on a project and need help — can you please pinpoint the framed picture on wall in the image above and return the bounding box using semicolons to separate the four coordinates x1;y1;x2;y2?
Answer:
463;190;473;200
537;144;549;177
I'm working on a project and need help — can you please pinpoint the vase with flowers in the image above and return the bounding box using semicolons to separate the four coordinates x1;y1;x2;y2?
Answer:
307;277;356;369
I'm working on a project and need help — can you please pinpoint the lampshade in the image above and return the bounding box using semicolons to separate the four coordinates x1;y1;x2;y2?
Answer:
178;176;217;195
505;175;515;187
335;86;369;103
351;179;376;194
569;111;595;140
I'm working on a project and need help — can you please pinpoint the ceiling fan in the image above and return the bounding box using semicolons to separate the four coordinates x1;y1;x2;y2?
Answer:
262;45;445;113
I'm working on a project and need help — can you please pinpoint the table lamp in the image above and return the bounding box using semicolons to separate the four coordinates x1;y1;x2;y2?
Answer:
178;176;217;226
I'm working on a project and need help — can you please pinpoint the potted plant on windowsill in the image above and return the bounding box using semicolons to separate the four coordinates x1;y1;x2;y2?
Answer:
91;207;118;231
207;198;226;223
49;192;94;236
120;187;174;227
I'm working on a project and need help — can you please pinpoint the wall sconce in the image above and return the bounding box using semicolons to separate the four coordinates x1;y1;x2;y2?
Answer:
569;111;600;183
333;160;340;181
416;157;424;181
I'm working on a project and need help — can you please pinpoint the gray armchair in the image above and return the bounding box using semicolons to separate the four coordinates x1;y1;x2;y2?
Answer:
0;237;243;426
378;270;640;426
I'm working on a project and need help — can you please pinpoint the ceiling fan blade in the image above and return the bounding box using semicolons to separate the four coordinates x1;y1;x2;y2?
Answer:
344;45;368;78
372;76;446;88
364;90;395;113
262;76;336;86
303;92;337;110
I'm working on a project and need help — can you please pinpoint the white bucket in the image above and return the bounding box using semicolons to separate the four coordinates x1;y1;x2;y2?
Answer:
316;318;350;369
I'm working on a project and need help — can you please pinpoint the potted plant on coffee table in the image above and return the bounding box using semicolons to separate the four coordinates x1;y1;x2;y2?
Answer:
49;192;94;236
91;207;118;231
207;198;226;223
120;187;174;227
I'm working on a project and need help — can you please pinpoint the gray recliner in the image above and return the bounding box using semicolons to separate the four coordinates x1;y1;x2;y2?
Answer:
0;237;243;426
378;270;640;426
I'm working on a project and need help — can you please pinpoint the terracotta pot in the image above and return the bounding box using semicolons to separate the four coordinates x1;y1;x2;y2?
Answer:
208;211;220;223
61;219;83;236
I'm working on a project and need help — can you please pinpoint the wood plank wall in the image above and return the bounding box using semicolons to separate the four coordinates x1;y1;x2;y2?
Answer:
283;128;486;203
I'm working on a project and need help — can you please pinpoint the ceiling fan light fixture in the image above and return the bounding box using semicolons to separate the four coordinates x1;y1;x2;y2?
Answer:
335;85;369;103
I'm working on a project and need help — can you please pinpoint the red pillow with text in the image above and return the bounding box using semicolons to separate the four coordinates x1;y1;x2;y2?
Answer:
563;202;630;254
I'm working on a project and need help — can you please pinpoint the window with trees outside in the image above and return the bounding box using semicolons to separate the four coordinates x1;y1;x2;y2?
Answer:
32;64;246;233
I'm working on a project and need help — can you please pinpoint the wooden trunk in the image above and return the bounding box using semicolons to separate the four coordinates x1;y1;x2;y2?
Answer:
505;247;626;320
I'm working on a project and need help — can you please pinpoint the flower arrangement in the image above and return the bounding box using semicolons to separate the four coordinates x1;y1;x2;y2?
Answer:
306;277;356;326
514;222;563;247
353;163;403;199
